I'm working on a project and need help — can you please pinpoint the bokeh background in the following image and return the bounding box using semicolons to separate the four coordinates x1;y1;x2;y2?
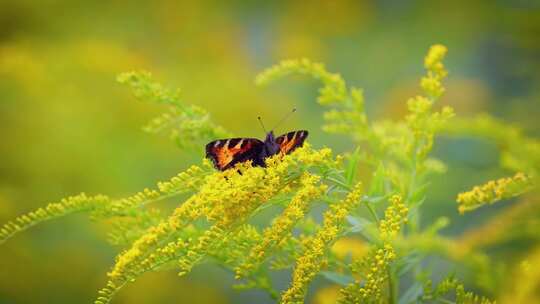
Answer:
1;0;539;303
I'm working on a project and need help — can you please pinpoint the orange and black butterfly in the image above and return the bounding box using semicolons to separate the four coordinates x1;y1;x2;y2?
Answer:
205;110;308;171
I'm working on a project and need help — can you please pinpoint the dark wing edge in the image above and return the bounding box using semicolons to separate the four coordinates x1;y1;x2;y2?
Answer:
275;130;309;155
205;138;264;171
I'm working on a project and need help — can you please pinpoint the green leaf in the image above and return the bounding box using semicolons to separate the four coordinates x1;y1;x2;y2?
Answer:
368;162;386;196
320;271;354;286
396;252;423;277
364;194;389;204
346;216;378;242
345;147;361;185
399;282;423;304
346;216;371;233
409;183;429;207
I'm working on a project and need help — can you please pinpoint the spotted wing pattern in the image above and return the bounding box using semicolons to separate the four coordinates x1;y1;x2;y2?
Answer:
205;138;264;171
275;130;309;155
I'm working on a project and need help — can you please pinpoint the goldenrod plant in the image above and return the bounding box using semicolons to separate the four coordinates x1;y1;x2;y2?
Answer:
1;44;538;304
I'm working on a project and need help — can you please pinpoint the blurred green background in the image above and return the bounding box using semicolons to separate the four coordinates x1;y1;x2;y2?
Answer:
0;0;539;303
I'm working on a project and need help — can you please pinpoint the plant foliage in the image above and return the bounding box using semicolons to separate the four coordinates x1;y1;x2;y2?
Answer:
1;45;538;304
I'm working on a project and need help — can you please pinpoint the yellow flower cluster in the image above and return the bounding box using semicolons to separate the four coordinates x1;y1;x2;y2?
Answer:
107;208;164;246
97;235;194;304
96;164;216;283
339;195;408;303
0;162;216;304
174;162;288;276
99;195;205;303
457;172;534;213
212;224;262;266
339;244;396;303
236;173;326;279
140;237;191;272
290;145;333;166
102;189;160;216
97;147;336;303
90;163;209;220
406;44;454;162
176;148;336;278
379;195;409;240
421;44;448;98
157;164;209;194
0;193;110;244
198;163;271;225
424;277;495;304
177;224;226;276
281;181;363;304
405;99;454;160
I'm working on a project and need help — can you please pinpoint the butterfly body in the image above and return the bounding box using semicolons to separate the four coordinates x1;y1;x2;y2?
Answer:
260;131;280;158
206;130;308;171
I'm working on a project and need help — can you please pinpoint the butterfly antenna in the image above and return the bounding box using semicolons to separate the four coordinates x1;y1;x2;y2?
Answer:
271;108;296;131
257;116;268;133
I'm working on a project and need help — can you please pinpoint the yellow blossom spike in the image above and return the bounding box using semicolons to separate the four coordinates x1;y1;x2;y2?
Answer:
236;173;326;279
338;195;408;303
457;172;535;214
0;163;210;246
280;181;363;304
421;44;448;98
338;244;397;303
379;195;408;240
424;276;495;304
0;193;110;245
405;44;454;167
96;147;337;304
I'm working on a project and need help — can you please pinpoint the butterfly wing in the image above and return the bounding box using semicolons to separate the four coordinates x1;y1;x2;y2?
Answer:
206;138;264;171
275;130;309;155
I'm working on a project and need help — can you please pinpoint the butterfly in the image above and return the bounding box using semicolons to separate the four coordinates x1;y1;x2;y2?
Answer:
205;110;308;171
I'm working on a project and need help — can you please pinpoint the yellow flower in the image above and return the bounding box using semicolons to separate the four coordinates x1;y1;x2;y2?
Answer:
379;195;408;240
157;164;208;193
338;243;397;303
457;172;535;213
424;276;495;304
281;182;363;304
420;44;447;98
338;195;408;303
98;147;337;304
424;44;448;76
236;173;326;279
404;44;454;164
0;193;110;245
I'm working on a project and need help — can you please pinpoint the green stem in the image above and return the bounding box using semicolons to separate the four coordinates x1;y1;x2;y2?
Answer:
326;176;352;191
387;266;398;304
365;202;379;222
437;299;456;304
